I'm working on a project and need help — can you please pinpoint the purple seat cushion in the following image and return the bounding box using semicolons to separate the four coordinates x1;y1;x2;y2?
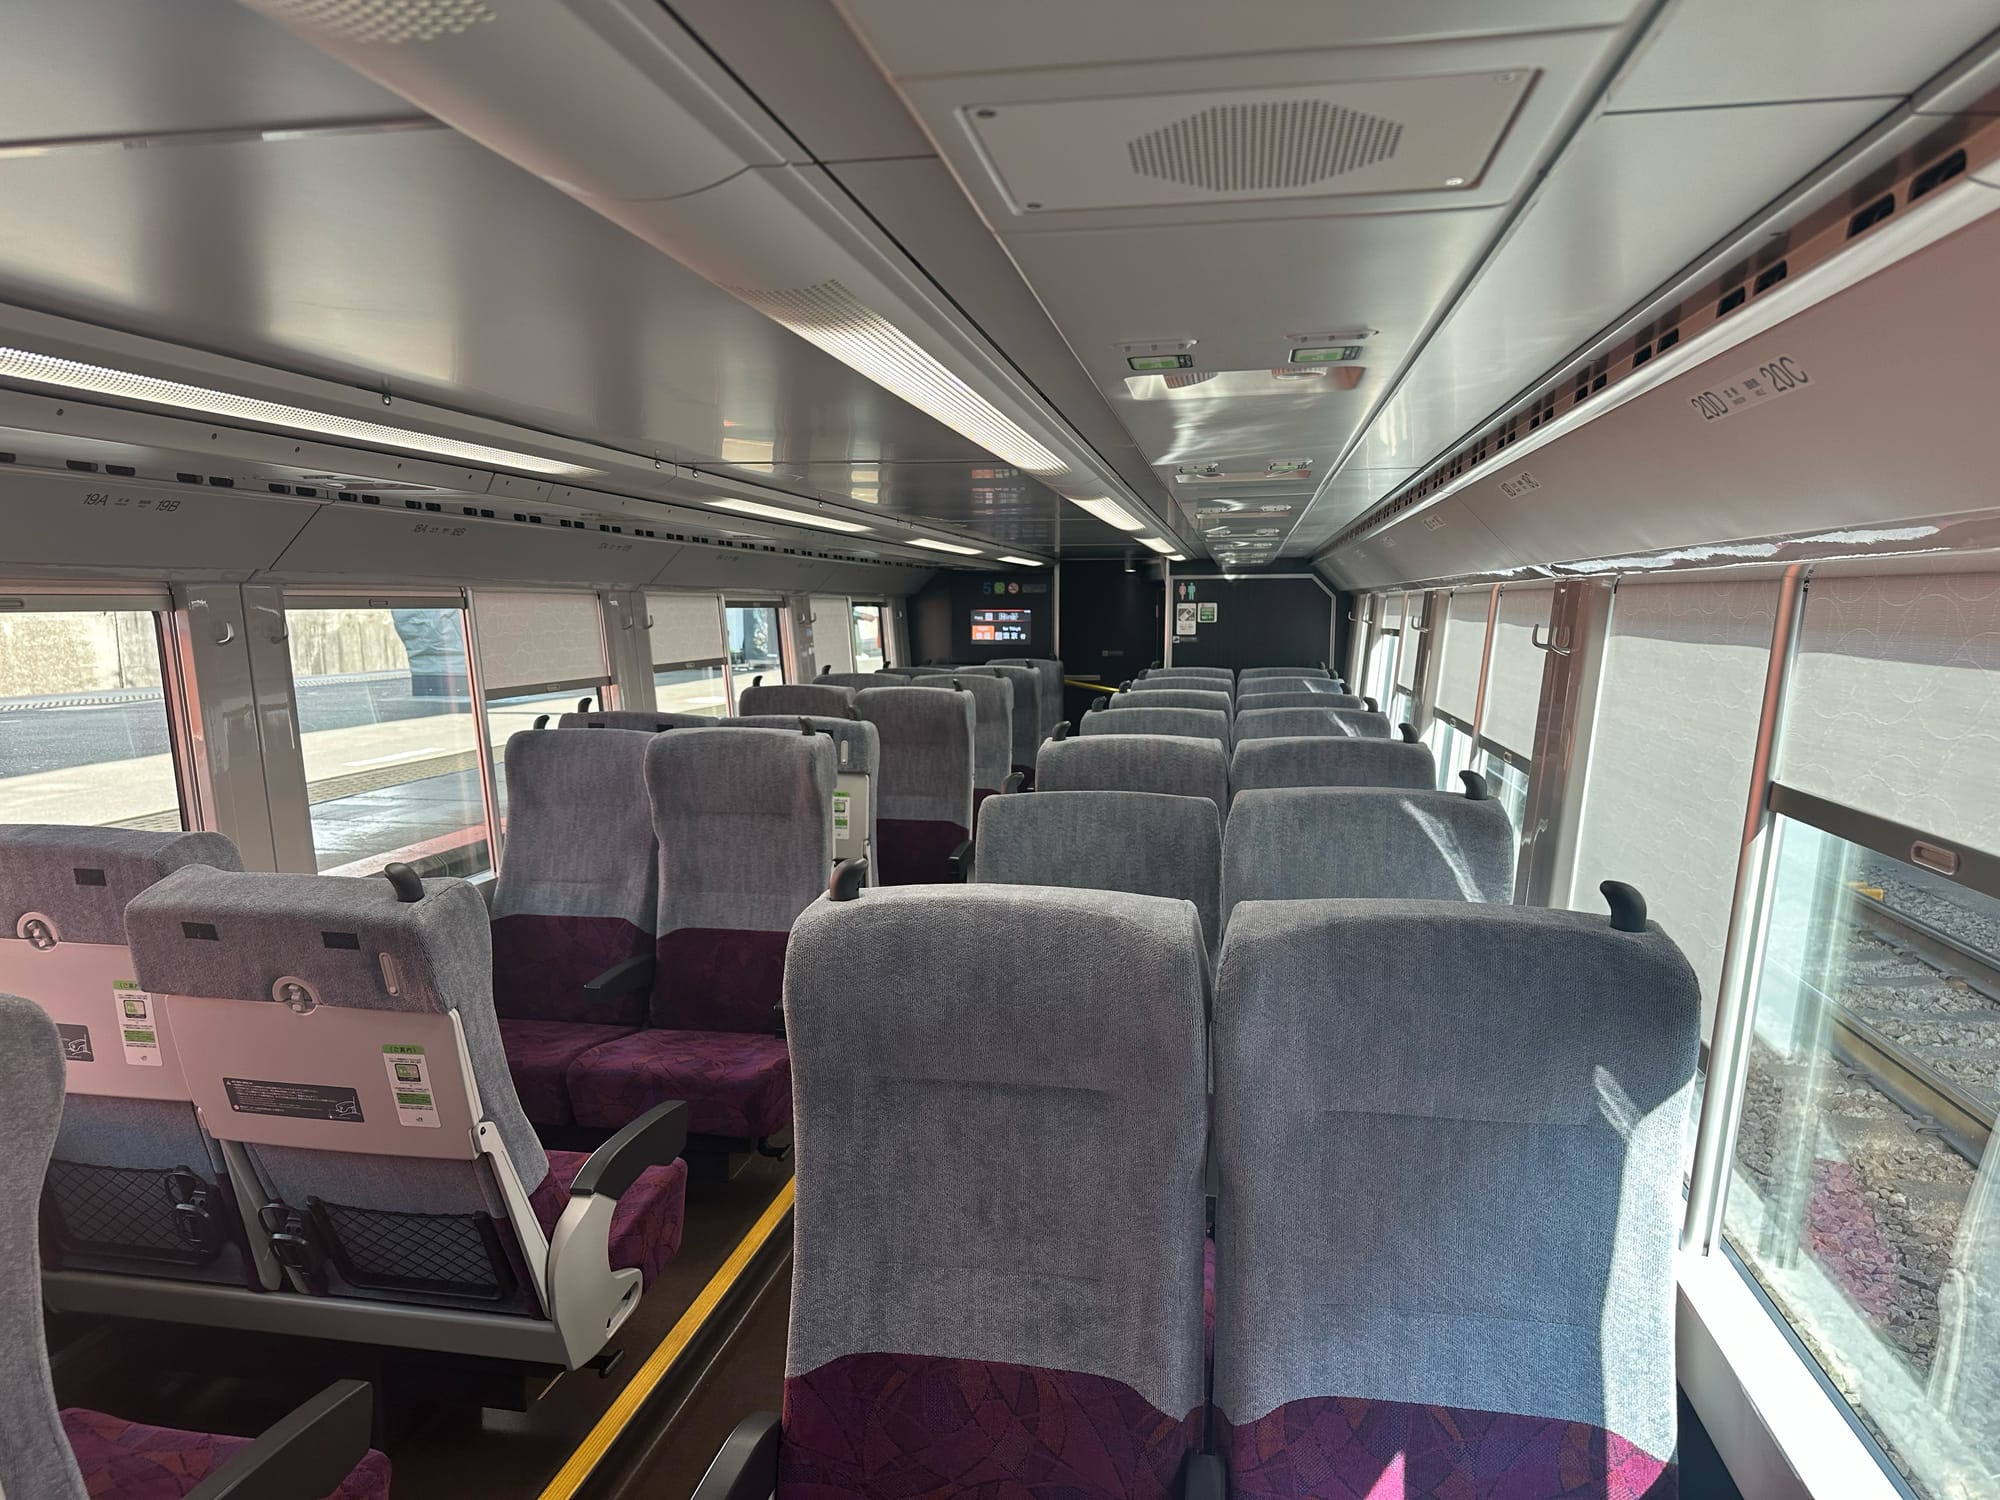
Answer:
532;1149;688;1287
780;1353;1201;1500
876;818;970;886
566;1029;792;1139
499;1018;637;1125
491;912;653;1026
1223;1398;1676;1499
61;1407;391;1499
651;928;790;1033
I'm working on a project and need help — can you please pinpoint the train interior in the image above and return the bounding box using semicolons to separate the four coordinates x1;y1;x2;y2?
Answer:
3;2;2000;1497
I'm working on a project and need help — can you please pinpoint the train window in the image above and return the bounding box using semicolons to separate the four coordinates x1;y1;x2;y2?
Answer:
1723;816;2000;1500
726;601;786;697
1479;750;1530;826
1778;571;2000;859
1434;586;1491;731
1423;714;1478;792
1478;586;1553;762
1570;578;1778;1037
472;590;610;819
1367;592;1403;707
648;591;729;718
853;602;888;672
0;604;185;830
283;605;489;876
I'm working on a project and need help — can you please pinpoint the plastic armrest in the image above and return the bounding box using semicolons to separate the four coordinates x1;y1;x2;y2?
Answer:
582;953;655;999
946;838;974;882
183;1380;373;1500
1181;1451;1226;1500
1000;771;1026;795
569;1100;689;1201
690;1411;782;1500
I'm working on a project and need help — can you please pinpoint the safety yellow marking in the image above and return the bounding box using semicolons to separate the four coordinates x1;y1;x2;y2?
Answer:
1063;679;1123;694
536;1178;796;1500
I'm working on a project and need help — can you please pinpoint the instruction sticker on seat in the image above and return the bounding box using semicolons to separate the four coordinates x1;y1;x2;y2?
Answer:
224;1077;364;1123
56;1023;94;1063
381;1044;440;1128
832;791;851;837
112;980;163;1067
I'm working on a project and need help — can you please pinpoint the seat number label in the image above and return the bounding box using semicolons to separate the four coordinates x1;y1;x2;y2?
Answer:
112;981;162;1067
382;1044;440;1128
1690;355;1809;421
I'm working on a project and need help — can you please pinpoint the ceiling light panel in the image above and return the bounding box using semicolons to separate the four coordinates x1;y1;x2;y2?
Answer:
1070;496;1146;532
708;497;872;533
909;536;983;555
1136;535;1175;554
998;555;1046;566
0;346;594;477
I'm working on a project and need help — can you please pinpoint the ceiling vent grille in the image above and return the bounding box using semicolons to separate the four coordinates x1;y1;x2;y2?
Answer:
1129;101;1403;194
243;0;494;46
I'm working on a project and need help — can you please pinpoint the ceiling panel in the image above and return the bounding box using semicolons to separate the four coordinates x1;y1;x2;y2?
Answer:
1327;95;1896;497
0;0;412;143
1607;0;2000;110
836;0;1642;76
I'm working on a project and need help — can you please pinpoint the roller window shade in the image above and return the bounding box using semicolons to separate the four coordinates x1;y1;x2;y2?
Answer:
1480;586;1555;756
1380;593;1404;629
1779;570;2000;857
648;591;726;668
473;590;606;695
1571;578;1779;1030
1434;587;1492;724
1395;593;1422;690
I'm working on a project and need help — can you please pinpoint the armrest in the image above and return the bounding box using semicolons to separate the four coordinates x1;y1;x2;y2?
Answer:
1181;1451;1226;1500
690;1411;782;1500
583;953;656;1000
1000;771;1026;795
569;1100;689;1201
946;838;974;882
183;1380;373;1500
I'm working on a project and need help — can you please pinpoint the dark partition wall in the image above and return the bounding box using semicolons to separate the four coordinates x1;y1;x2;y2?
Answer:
1053;560;1163;724
909;571;1057;664
1164;572;1343;672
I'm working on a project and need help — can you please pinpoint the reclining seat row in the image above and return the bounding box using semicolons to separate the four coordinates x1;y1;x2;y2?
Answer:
853;686;974;885
1230;733;1436;793
111;862;688;1366
1037;731;1229;814
962;662;1042;780
0;995;392;1500
992;655;1064;736
698;881;1697;1497
912;673;1013;811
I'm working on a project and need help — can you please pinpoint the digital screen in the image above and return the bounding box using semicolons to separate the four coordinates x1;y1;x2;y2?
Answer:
971;608;1032;644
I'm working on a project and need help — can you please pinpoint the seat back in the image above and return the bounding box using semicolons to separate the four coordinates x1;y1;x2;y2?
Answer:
1229;736;1437;793
0;827;253;1287
996;656;1064;734
1081;705;1228;745
1144;667;1233;685
975;791;1223;952
819;671;901;691
724;715;880;870
490;729;656;1027
1238;666;1329;682
557;709;711;731
1235;690;1366;712
1222;782;1516;919
738;683;853;718
1212;897;1698;1494
960;663;1042;772
780;883;1209;1497
126;868;557;1314
647;728;834;1033
1114;686;1234;718
853;687;975;884
1036;733;1229;814
912;674;1013;800
1234;706;1360;741
0;994;90;1500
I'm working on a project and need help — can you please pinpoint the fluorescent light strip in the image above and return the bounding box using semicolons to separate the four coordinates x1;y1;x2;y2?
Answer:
1136;535;1176;555
998;555;1046;566
0;345;595;477
1167;554;1186;562
909;537;983;556
707;497;871;533
1070;496;1145;532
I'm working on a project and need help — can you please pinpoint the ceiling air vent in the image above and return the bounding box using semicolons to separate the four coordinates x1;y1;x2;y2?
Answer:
963;72;1531;212
1130;101;1403;194
243;0;495;46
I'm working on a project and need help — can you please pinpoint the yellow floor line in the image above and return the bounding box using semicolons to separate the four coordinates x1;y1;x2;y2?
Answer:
537;1179;796;1500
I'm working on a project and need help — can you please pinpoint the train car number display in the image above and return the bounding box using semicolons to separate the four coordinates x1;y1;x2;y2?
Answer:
1690;354;1810;422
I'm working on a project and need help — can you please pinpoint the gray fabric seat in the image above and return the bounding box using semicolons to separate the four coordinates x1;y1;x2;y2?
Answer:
1210;896;1699;1492
995;656;1064;736
557;709;713;731
1238;666;1330;682
725;715;880;873
1143;667;1233;685
1222;782;1516;921
1114;686;1234;719
1081;704;1228;746
913;673;1015;800
738;682;853;718
1036;732;1230;814
777;882;1210;1491
819;671;902;691
1235;706;1389;741
961;663;1043;775
124;867;689;1363
0;827;254;1288
974;790;1223;952
1235;689;1367;713
854;686;976;885
1230;736;1438;794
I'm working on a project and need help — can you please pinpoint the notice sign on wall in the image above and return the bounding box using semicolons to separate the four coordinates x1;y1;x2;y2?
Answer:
1197;603;1217;624
1175;602;1197;636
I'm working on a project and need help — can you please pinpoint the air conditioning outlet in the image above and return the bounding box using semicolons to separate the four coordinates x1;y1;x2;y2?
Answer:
963;72;1531;213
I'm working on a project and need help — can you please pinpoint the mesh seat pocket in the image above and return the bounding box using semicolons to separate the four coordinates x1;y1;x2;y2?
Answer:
307;1196;517;1302
43;1159;227;1267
